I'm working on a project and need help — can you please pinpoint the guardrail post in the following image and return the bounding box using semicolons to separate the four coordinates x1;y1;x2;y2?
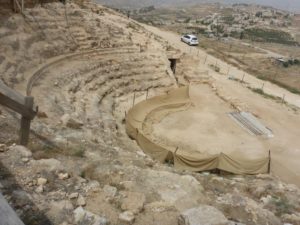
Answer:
19;96;34;146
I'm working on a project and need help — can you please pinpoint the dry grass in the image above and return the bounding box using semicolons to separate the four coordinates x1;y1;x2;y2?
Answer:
198;38;300;94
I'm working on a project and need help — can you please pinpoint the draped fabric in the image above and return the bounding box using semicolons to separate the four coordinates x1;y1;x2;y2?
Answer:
126;86;269;174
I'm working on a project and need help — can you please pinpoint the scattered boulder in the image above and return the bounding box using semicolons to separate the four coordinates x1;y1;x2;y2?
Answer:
85;180;100;192
46;200;74;225
48;200;74;216
69;192;79;199
58;173;69;180
35;185;44;193
0;144;7;152
178;205;228;225
216;193;281;225
12;190;32;206
121;191;146;213
60;114;83;129
282;213;300;225
31;158;63;172
120;181;134;190
21;157;30;163
103;185;117;198
37;111;48;118
118;211;135;224
74;207;108;225
145;201;175;213
37;178;47;186
142;170;205;211
9;145;32;158
76;195;86;206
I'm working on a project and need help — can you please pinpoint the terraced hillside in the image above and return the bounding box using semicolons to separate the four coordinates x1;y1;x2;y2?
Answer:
0;1;163;86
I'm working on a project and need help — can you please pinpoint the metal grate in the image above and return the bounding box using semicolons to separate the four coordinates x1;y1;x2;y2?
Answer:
229;112;273;138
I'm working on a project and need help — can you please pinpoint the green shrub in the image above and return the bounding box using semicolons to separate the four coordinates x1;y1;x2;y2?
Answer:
288;59;294;65
283;61;289;68
244;28;297;45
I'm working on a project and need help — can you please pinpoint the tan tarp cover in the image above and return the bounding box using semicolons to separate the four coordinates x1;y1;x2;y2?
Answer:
126;86;269;174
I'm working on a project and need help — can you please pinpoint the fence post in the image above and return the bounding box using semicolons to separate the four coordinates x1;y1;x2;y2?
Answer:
146;88;149;100
204;55;207;64
268;150;271;174
174;146;179;156
19;96;34;146
21;0;24;13
132;91;136;107
241;73;245;83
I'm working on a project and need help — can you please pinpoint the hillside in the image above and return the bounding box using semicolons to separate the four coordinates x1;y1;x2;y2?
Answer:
0;1;300;225
95;0;300;12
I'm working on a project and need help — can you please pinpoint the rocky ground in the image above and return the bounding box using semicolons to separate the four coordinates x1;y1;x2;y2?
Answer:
0;1;300;225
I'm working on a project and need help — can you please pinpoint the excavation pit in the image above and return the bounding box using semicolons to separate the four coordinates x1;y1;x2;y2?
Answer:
126;84;270;174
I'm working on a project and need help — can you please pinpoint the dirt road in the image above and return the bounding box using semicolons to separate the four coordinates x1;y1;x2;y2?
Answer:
142;25;300;108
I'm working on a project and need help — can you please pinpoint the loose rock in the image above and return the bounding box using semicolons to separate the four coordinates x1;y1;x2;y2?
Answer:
61;114;83;129
9;145;32;158
118;211;135;224
35;185;44;193
69;192;79;199
58;173;69;180
121;191;145;213
74;207;108;225
178;205;228;225
37;178;47;186
76;195;86;206
103;185;117;198
0;144;7;152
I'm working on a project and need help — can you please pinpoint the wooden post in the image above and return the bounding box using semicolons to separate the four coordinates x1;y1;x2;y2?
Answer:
261;83;265;91
21;0;24;13
13;0;16;12
268;150;271;174
241;73;245;83
204;55;207;64
132;91;136;107
146;88;149;100
19;96;34;146
174;146;179;156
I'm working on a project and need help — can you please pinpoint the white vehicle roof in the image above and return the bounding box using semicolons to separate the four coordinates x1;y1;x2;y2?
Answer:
186;34;197;38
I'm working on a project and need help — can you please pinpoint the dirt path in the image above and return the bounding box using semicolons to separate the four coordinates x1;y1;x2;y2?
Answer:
142;24;300;108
